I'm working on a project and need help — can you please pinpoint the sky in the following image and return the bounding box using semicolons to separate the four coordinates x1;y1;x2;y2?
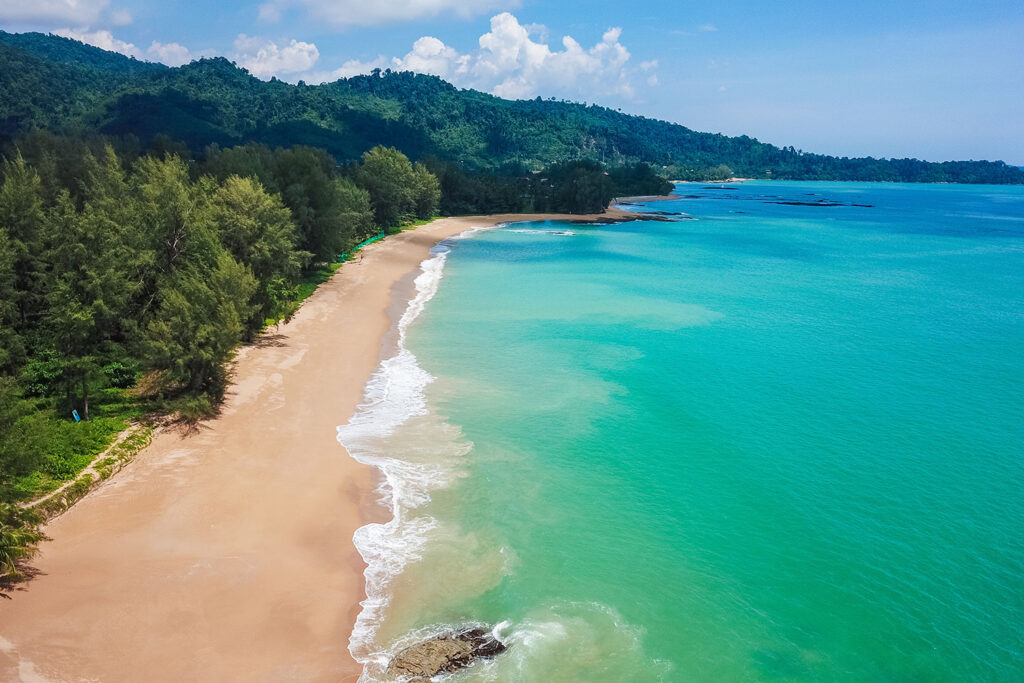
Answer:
2;0;1022;164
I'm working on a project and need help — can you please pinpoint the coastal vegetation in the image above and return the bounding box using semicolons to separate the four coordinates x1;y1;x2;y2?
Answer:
1;28;1017;582
0;127;664;578
0;137;441;579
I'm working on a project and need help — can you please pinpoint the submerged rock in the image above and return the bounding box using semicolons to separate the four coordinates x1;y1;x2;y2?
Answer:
386;627;508;681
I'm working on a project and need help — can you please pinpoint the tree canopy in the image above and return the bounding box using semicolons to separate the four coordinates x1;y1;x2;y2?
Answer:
1;31;1021;185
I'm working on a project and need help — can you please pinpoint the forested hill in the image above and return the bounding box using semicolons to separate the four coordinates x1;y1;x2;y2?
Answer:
1;30;1022;184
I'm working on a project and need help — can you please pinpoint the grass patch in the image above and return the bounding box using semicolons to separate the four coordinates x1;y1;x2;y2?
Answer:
6;416;127;502
295;260;345;303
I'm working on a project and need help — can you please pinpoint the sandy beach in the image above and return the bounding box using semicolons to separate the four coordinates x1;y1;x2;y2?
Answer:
0;210;631;682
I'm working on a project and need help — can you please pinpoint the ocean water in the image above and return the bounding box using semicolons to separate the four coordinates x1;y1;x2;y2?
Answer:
339;181;1024;681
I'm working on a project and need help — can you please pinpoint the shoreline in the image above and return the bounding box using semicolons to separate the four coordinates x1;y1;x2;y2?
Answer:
0;209;641;682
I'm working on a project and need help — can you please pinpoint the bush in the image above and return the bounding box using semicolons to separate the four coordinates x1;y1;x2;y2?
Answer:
102;360;138;388
176;395;214;422
20;350;65;397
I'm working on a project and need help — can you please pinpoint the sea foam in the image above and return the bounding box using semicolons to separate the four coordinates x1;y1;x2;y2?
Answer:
338;227;492;680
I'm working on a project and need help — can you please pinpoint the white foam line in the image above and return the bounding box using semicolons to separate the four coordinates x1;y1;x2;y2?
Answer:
337;225;496;680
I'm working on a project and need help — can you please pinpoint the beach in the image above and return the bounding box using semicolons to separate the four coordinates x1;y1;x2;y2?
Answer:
0;210;630;683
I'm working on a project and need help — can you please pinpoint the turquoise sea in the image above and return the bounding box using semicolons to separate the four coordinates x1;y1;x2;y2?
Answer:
340;181;1024;681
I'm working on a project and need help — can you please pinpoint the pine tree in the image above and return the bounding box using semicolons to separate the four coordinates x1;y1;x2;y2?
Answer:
0;153;47;330
412;162;441;220
204;175;306;334
144;252;256;398
356;146;416;228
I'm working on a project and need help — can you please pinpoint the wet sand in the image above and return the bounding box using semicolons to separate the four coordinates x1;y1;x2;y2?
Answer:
0;210;630;682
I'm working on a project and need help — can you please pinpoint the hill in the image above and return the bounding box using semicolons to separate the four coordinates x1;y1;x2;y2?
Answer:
1;30;1022;184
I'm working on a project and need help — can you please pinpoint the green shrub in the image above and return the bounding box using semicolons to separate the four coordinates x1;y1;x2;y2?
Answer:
102;360;138;388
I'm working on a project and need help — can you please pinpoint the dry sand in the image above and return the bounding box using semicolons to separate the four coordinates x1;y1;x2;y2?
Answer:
0;210;632;682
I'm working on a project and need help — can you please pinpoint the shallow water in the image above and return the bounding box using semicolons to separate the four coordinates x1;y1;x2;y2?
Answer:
341;181;1024;681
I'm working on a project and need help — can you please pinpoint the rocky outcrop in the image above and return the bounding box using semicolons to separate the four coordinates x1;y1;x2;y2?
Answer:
386;627;507;681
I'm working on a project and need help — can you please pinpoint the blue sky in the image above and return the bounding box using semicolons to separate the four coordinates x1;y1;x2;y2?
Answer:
3;0;1022;163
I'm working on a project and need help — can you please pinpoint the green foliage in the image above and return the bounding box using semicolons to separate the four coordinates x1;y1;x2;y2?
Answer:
173;395;214;422
202;143;375;263
204;175;305;334
0;135;406;516
356;146;417;227
535;160;613;214
102;360;138;388
145;253;257;398
1;32;1021;184
412;162;441;219
19;350;64;397
0;376;127;502
0;503;45;582
609;163;674;197
0;153;46;331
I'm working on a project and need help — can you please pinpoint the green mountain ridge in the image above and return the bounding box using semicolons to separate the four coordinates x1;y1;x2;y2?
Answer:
1;30;1021;184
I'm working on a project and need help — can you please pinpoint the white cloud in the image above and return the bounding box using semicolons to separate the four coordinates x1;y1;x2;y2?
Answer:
147;41;194;67
398;36;469;77
110;9;132;25
54;27;143;59
426;14;636;99
698;24;718;32
0;0;109;27
179;13;655;101
234;34;320;79
258;0;515;28
53;28;205;67
310;13;648;101
522;22;549;43
304;56;389;84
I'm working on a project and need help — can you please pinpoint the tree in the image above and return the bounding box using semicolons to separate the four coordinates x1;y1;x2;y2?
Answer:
0;223;23;371
144;252;256;398
0;378;41;497
412;162;440;220
331;178;375;247
204;175;306;334
41;191;136;419
132;154;219;316
0;153;46;329
356;146;415;228
215;145;374;264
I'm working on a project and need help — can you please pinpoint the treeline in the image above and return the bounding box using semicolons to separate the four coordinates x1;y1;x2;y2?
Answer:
429;159;673;215
2;32;1021;185
0;130;663;579
0;134;439;513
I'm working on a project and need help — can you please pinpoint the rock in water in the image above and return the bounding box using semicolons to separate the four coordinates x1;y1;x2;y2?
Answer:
386;627;508;680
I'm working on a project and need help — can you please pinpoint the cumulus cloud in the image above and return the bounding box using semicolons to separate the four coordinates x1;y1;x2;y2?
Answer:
305;57;386;83
233;34;320;79
258;0;514;28
402;13;639;99
301;13;649;101
55;27;142;59
147;41;195;67
0;0;110;26
54;28;206;67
